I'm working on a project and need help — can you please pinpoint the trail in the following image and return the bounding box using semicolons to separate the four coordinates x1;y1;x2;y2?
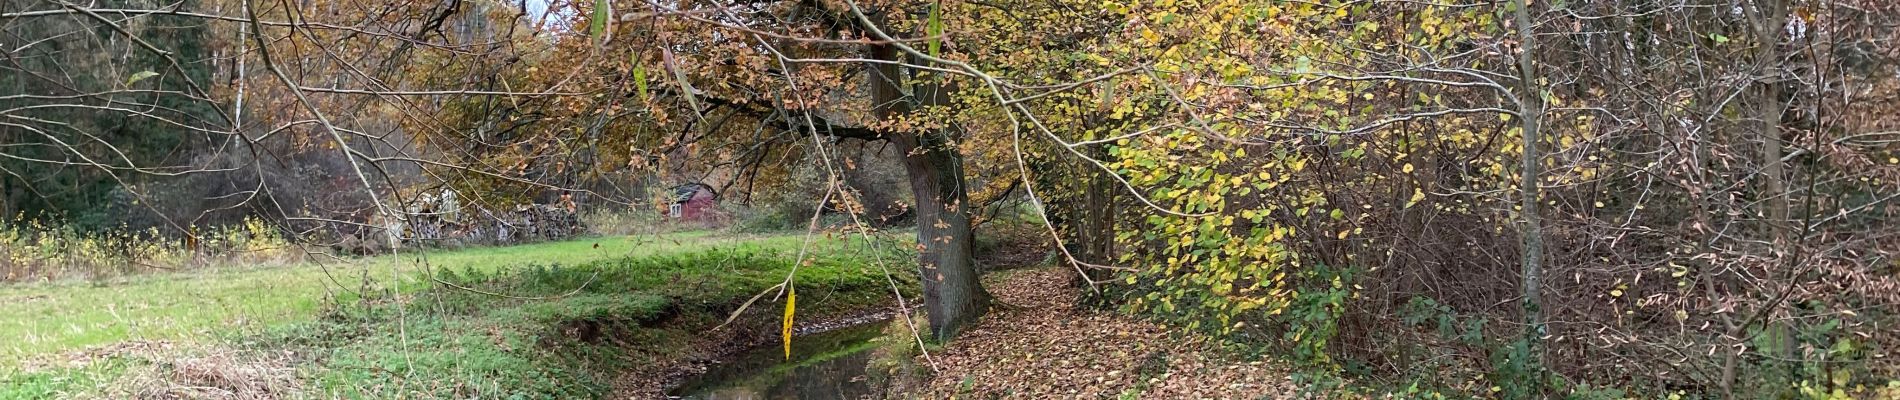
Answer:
917;268;1298;398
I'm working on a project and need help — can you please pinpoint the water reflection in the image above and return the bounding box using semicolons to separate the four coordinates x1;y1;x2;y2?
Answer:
671;323;885;400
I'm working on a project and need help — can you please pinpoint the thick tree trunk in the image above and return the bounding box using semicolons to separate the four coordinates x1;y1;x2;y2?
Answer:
864;17;988;341
892;130;990;341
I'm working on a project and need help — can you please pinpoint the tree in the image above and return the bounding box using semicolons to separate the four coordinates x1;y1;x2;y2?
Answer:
6;0;1898;395
1508;0;1548;390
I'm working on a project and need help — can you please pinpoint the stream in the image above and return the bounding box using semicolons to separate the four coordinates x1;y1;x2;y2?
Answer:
668;321;888;399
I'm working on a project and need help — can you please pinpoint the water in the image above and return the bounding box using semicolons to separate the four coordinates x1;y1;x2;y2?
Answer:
669;322;887;400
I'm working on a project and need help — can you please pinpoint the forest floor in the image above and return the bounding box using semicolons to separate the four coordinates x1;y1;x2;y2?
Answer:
909;267;1305;399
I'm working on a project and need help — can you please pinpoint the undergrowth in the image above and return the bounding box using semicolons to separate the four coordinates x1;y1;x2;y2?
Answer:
2;217;295;283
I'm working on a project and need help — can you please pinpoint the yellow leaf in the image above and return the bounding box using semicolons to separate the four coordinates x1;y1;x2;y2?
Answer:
783;286;796;359
1401;163;1414;173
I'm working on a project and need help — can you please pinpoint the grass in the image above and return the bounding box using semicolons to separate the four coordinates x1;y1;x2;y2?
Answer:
282;241;907;399
1;229;913;399
0;230;772;363
0;357;136;399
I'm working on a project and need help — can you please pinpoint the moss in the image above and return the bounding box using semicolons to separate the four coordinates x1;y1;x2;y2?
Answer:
864;315;934;397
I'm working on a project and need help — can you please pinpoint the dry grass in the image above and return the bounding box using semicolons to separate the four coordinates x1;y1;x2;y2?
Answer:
17;340;302;400
110;349;301;400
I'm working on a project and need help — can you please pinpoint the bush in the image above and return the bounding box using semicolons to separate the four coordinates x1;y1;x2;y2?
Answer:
729;206;803;233
580;208;666;236
1;216;298;283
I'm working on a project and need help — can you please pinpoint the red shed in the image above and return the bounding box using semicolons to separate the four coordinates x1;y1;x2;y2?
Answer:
666;183;719;221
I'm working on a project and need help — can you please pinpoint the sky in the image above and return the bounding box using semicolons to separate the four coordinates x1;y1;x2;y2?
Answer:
520;0;576;30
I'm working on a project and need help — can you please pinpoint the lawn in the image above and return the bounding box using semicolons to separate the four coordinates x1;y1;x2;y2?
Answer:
0;230;861;364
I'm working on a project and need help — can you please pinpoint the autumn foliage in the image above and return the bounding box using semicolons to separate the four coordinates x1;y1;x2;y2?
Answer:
5;0;1898;397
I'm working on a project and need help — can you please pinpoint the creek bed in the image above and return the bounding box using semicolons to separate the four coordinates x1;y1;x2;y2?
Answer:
669;321;889;399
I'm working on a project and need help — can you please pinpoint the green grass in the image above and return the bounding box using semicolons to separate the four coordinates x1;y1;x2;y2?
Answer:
0;357;137;400
0;230;881;363
270;234;910;398
1;229;912;398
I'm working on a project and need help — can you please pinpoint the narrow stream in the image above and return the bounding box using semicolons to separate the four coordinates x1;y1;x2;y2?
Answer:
668;322;888;399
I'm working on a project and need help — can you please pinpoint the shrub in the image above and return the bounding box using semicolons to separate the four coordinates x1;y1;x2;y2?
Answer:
580;208;666;236
2;216;298;283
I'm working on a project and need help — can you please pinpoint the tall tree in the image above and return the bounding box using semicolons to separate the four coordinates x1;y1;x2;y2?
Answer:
861;7;991;340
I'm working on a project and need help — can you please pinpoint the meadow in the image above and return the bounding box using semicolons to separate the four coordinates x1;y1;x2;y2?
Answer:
0;229;911;398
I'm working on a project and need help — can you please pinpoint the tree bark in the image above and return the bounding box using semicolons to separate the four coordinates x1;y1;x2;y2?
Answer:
1721;0;1795;395
1078;143;1117;284
865;15;989;341
891;129;990;341
1509;0;1547;393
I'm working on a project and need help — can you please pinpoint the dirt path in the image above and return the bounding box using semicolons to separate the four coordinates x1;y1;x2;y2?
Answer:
915;268;1297;398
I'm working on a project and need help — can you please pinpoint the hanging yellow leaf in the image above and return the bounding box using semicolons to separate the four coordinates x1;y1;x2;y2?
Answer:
782;285;796;360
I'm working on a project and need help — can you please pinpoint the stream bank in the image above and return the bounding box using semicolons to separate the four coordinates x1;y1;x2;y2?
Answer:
610;302;911;399
668;320;890;399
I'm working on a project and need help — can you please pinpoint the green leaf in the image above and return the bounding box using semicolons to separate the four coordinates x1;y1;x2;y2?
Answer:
125;71;159;86
926;2;944;58
589;0;611;41
631;52;648;101
662;48;701;116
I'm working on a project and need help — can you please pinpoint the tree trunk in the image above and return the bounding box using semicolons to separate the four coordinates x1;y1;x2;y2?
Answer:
865;17;989;341
892;129;990;341
1509;0;1548;394
1078;144;1116;284
1722;0;1796;395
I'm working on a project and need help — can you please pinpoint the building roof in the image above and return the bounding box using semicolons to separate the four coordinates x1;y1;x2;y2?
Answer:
670;183;716;204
